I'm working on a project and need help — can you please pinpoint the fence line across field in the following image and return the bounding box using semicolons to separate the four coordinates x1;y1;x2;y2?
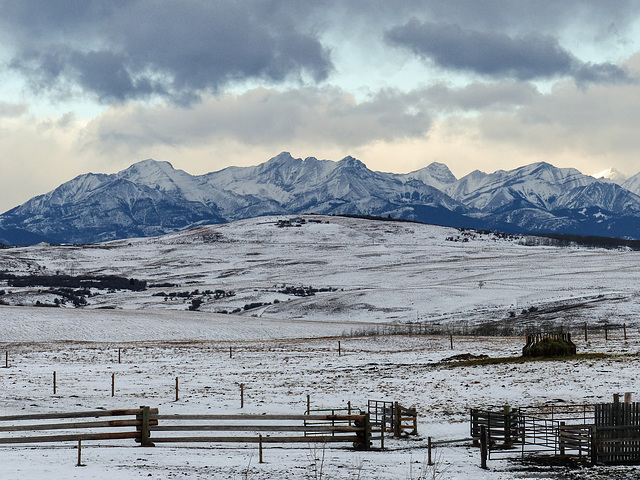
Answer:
0;407;375;452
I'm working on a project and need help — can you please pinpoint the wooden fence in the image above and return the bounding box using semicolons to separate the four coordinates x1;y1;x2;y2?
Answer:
471;402;640;465
470;408;519;448
150;413;372;450
367;400;418;437
0;407;157;445
595;402;640;427
592;425;640;465
0;407;373;451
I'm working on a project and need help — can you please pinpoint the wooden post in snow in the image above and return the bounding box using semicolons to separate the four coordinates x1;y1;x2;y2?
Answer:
77;439;83;467
53;371;57;395
480;425;488;469
175;377;179;402
111;373;115;397
584;323;588;342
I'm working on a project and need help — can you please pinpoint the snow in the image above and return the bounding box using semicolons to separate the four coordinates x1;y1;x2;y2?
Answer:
1;215;640;478
592;168;629;184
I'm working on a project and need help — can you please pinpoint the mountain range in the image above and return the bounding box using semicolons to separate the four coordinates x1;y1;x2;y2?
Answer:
4;152;640;245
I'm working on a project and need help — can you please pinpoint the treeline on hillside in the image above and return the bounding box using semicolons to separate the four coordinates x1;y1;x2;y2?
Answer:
524;233;640;251
0;273;147;291
337;213;640;250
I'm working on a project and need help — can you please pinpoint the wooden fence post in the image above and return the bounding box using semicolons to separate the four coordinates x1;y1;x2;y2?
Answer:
230;346;233;359
259;434;264;463
111;373;115;397
559;421;566;455
480;425;488;469
338;341;341;356
307;394;310;414
393;402;401;437
175;377;179;402
380;410;385;450
450;333;453;350
428;436;433;465
53;371;57;395
77;439;83;467
138;405;154;447
624;323;627;341
354;413;371;451
584;323;588;342
240;383;244;409
118;348;121;364
590;426;597;465
625;392;633;404
503;405;511;447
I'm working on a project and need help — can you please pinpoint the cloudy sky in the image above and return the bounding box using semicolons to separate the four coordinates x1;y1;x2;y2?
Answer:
2;1;640;212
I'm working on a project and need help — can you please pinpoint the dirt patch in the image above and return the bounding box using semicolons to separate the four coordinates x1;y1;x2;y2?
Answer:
441;353;490;362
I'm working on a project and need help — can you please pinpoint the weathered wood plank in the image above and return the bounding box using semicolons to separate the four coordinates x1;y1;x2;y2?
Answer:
149;425;361;433
0;431;140;444
154;414;364;421
0;419;155;432
150;435;360;444
0;409;157;422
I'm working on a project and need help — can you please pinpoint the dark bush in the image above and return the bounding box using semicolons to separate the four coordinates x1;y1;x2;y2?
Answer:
188;298;203;311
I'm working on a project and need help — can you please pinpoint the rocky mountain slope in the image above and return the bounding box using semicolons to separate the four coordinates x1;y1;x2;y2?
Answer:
2;152;640;244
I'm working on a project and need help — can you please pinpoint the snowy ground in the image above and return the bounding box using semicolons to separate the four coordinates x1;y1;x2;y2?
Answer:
2;333;640;479
1;216;640;478
1;215;639;330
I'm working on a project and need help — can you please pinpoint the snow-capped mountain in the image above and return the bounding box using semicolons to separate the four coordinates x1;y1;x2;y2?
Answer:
593;167;629;184
2;152;640;245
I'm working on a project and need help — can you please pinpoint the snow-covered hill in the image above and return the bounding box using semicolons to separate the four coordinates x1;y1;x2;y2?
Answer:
3;153;640;244
1;215;638;335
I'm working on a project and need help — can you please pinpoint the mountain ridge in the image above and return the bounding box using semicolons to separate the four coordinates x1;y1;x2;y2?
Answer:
2;153;640;245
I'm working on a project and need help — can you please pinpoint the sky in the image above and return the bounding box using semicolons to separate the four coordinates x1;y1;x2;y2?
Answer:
2;1;640;213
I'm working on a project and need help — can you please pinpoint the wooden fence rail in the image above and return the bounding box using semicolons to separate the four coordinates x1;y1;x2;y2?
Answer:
0;408;373;451
149;413;372;450
0;407;157;445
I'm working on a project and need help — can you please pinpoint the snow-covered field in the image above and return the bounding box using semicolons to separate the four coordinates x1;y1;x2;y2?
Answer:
1;216;640;478
2;215;640;330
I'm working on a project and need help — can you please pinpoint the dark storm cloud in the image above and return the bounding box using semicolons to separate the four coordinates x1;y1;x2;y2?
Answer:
0;0;332;104
385;20;631;83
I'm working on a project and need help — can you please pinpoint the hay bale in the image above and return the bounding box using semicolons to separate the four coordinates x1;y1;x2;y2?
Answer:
522;336;576;357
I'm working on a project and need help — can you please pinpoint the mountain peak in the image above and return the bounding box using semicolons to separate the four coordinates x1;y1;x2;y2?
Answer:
265;152;297;164
122;158;176;173
592;167;628;183
337;155;366;168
